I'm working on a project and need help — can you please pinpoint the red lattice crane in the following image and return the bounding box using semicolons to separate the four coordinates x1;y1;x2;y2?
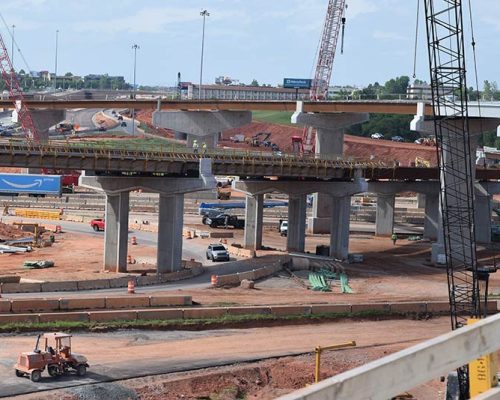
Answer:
0;32;39;142
296;0;346;154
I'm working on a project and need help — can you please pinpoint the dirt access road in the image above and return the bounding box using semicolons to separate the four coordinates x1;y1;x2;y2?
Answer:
2;318;451;399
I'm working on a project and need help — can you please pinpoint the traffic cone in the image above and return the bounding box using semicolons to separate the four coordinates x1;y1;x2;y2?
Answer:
131;236;137;245
55;225;62;233
127;280;135;294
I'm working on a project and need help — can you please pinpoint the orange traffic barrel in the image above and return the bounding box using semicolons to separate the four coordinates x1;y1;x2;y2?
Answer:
131;236;137;245
55;225;62;233
127;280;135;294
127;255;135;264
211;275;218;286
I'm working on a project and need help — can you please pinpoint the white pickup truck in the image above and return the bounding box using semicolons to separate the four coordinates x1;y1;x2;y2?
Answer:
279;220;288;237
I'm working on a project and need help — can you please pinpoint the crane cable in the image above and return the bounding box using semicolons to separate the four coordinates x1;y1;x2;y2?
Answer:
0;12;33;73
467;0;483;134
412;0;420;79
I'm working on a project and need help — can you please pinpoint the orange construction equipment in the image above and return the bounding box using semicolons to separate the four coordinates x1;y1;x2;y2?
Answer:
211;275;218;286
127;280;135;294
131;236;137;245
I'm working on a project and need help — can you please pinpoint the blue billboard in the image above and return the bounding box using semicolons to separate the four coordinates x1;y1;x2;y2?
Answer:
0;173;62;195
283;78;312;89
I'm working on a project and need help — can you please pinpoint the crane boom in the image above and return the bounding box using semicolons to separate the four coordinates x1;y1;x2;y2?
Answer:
310;0;346;101
0;33;39;141
424;1;481;397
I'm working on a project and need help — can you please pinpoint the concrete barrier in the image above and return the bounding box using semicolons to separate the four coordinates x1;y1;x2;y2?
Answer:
136;309;183;320
270;305;312;316
209;232;234;239
77;279;111;291
226;306;271;316
11;299;60;313
41;281;79;292
310;304;352;315
351;303;392;313
0;313;39;324
183;307;227;319
105;296;150;309
390;302;427;313
39;312;89;323
0;276;20;284
2;282;41;293
89;310;138;322
149;295;192;307
0;300;11;313
59;298;106;311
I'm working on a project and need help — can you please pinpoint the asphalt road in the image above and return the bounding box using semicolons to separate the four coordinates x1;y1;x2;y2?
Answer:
1;215;264;299
0;319;451;398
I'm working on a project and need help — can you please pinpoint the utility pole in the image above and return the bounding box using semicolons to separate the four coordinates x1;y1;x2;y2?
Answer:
54;29;59;93
131;43;139;135
10;25;15;90
199;9;210;100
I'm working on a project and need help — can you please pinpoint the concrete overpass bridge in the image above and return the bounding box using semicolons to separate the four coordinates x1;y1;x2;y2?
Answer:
1;139;500;275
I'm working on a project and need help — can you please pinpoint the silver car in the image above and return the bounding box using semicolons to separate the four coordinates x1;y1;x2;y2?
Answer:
206;244;230;262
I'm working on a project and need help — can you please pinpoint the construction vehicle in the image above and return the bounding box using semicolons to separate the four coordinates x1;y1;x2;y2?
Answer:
414;157;430;168
55;123;74;134
0;31;81;193
292;0;347;155
14;332;89;382
245;132;271;147
423;1;498;397
90;218;105;232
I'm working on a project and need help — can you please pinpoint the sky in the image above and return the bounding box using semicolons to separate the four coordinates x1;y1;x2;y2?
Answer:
1;0;499;88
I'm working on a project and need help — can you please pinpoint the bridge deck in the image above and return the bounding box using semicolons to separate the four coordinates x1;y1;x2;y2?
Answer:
0;99;433;115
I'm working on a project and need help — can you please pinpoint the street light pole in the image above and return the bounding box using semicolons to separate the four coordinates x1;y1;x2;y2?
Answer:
132;43;140;135
10;25;15;90
199;10;210;100
54;29;59;93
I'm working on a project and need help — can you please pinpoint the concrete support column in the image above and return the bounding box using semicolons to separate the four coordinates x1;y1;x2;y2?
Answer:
287;194;307;253
423;193;439;240
104;192;129;272
330;196;351;260
157;194;184;274
292;108;369;234
416;193;426;209
375;194;395;236
475;193;492;244
244;194;264;251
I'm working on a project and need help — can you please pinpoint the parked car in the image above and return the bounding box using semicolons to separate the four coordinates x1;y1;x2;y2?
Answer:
391;136;404;142
371;132;384;139
117;115;124;121
120;121;127;127
201;208;226;222
204;213;244;229
90;218;105;231
206;244;230;262
97;126;106;132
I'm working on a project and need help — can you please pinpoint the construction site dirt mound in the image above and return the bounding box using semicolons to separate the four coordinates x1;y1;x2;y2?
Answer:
0;222;29;241
222;122;438;166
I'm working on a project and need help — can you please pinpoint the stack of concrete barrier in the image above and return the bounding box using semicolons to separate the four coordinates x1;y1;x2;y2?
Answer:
213;258;288;287
0;266;203;294
1;300;496;325
227;245;255;258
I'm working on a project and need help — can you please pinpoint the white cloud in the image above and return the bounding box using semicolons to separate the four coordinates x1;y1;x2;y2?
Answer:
345;0;379;18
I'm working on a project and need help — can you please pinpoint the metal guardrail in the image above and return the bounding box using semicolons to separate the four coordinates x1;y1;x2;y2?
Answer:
0;138;388;171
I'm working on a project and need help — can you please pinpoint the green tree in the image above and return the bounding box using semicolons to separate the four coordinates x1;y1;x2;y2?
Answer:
483;80;493;100
384;76;410;95
250;79;259;86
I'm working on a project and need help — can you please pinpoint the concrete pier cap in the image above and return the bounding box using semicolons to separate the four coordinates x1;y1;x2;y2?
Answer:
152;109;252;148
79;159;216;274
291;101;369;234
12;103;66;142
